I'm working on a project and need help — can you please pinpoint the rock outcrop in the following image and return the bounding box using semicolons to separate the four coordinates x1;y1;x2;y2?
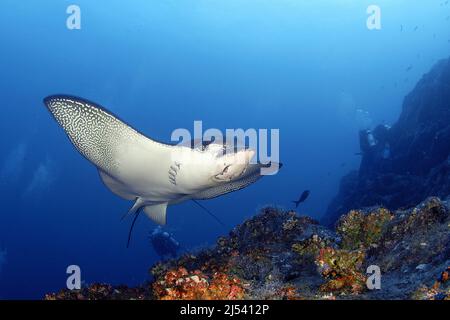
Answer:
324;57;450;226
46;199;450;300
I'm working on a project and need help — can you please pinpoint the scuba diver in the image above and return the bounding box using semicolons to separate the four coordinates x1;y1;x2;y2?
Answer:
149;226;180;260
358;124;392;176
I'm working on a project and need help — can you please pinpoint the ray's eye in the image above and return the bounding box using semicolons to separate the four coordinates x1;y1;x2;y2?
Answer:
222;165;231;174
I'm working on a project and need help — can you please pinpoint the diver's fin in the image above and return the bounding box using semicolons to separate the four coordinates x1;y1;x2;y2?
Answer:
143;203;168;225
98;170;136;200
192;200;227;228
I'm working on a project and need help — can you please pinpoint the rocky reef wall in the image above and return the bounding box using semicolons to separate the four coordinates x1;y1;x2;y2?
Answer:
324;57;450;226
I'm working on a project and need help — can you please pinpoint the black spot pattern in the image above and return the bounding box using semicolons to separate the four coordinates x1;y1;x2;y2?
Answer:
168;161;181;185
44;96;136;173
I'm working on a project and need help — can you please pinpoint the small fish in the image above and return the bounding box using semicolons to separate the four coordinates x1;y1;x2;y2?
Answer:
406;65;413;72
400;25;403;32
292;190;310;208
414;26;418;31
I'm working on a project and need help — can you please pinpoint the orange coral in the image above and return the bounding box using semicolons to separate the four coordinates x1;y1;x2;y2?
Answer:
277;286;302;300
315;247;366;295
412;266;450;300
153;267;245;300
439;266;450;283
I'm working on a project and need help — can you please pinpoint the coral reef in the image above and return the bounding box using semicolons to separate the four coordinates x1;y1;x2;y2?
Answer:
152;267;245;300
412;266;450;300
150;208;336;300
369;197;449;272
315;247;366;295
44;283;152;300
45;196;450;300
336;207;393;250
325;57;450;226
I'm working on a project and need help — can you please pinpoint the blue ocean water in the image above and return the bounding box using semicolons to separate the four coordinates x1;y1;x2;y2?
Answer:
0;0;449;299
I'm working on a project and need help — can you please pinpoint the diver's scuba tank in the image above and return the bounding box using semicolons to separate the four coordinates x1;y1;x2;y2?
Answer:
359;129;377;153
367;130;377;147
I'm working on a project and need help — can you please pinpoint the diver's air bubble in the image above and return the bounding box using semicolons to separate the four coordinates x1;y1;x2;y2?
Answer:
355;108;373;130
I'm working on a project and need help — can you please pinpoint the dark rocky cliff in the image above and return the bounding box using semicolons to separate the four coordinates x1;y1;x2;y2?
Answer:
324;57;450;226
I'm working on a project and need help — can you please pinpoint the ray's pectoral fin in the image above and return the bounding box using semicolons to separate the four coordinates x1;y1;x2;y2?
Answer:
43;95;169;188
144;203;168;225
98;170;136;200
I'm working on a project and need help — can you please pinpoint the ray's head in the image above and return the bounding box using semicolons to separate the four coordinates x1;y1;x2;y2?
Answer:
205;143;255;182
173;139;273;192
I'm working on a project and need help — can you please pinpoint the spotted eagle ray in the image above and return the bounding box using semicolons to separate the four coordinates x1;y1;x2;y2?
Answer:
44;95;280;244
